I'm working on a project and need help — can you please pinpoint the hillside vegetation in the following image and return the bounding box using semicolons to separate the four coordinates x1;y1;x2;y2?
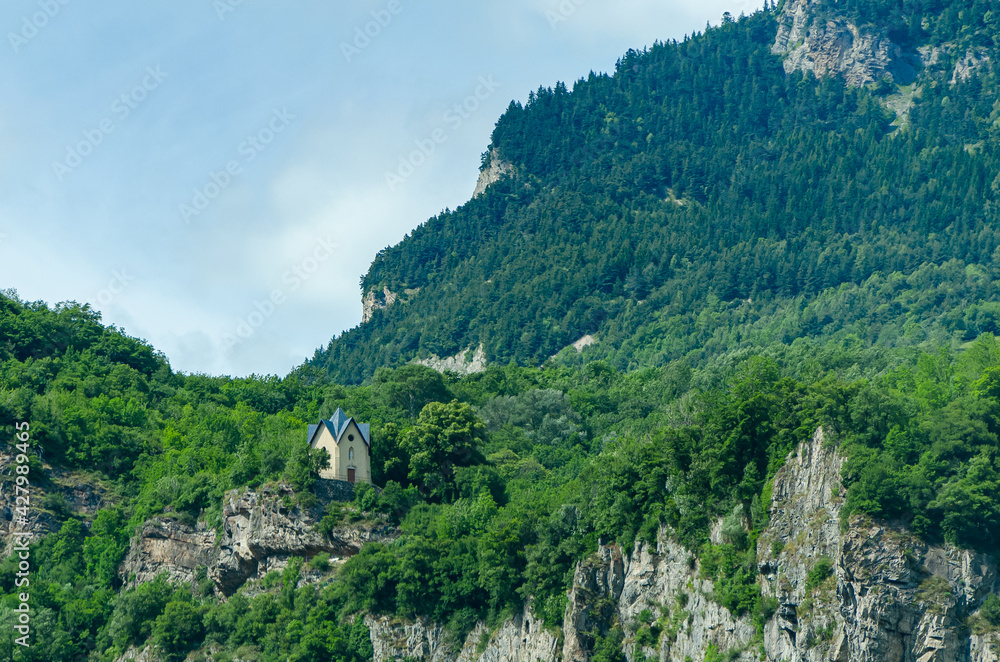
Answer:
3;0;1000;659
314;0;1000;383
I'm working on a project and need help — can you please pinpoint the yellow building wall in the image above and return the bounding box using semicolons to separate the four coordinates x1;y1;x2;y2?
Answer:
311;421;371;483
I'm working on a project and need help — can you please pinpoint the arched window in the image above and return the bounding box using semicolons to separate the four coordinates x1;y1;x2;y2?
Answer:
349;447;354;460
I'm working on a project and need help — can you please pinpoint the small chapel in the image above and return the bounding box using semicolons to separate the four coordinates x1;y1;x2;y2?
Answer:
306;408;371;483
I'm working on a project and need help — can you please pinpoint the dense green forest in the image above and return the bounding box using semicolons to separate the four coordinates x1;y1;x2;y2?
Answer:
314;0;1000;384
6;289;1000;660
4;0;1000;659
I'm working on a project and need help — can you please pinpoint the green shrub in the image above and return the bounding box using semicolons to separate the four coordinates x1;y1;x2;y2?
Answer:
591;627;627;662
152;601;204;662
309;552;331;572
354;481;379;512
982;593;1000;626
806;557;834;593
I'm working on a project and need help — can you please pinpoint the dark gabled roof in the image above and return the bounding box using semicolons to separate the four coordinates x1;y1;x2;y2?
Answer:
306;407;371;448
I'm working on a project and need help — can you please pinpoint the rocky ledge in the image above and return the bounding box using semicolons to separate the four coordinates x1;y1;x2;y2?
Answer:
772;0;919;86
370;427;1000;661
120;483;395;596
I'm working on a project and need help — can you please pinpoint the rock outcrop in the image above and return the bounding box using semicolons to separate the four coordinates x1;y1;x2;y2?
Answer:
473;148;513;198
952;49;991;84
414;344;488;376
367;604;558;662
368;427;1000;661
772;0;918;86
121;483;395;595
120;519;215;589
212;486;393;594
0;453;108;555
362;286;400;323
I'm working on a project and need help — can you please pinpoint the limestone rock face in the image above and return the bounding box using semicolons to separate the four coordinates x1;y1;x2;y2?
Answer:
212;486;393;594
952;49;991;84
414;344;488;376
362;286;400;323
120;519;215;589
366;616;451;662
112;645;160;662
757;426;845;662
772;0;918;86
120;484;395;595
367;604;558;662
473;148;513;198
563;544;627;662
367;427;1000;661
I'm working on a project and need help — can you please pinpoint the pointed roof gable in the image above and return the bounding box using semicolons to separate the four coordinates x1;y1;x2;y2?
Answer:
306;408;370;448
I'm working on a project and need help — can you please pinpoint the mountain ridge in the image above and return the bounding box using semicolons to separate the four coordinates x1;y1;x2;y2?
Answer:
6;2;1000;660
309;0;1000;385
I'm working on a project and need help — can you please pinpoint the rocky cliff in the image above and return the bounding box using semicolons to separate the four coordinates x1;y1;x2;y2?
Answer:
362;286;400;324
368;428;1000;661
110;436;1000;662
0;452;108;556
473;148;513;198
367;605;559;662
772;0;920;86
414;344;488;376
121;483;395;596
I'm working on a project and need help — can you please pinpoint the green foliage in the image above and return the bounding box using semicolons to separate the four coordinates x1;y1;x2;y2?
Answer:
806;557;834;593
590;627;627;662
285;443;331;494
403;401;488;502
103;576;174;658
372;365;452;419
152;600;204;662
983;594;1000;626
6;3;1000;658
314;3;1000;386
83;507;130;589
11;288;1000;657
704;644;740;662
308;552;331;572
353;481;379;512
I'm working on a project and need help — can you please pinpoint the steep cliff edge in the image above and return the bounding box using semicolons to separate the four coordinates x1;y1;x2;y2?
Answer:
473;148;514;198
367;605;559;662
121;483;396;596
772;0;919;85
368;428;1000;661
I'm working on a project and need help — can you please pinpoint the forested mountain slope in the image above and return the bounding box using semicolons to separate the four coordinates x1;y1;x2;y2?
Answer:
8;1;1000;661
313;0;1000;384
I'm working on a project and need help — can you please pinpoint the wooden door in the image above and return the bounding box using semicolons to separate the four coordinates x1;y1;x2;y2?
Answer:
347;468;355;483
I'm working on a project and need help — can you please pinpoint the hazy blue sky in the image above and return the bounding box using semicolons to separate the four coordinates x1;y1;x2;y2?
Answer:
0;0;762;377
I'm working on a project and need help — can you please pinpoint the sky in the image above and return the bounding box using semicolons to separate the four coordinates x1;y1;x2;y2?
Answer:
0;0;763;378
